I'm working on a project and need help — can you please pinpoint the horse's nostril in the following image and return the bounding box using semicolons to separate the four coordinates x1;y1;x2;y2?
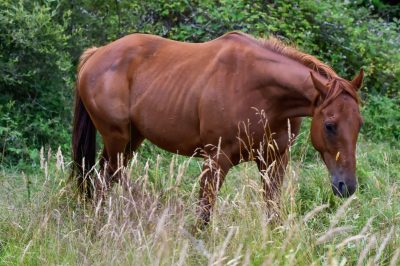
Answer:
332;179;355;197
338;181;345;194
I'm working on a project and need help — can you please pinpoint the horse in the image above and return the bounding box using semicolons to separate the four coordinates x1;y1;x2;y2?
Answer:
72;31;364;226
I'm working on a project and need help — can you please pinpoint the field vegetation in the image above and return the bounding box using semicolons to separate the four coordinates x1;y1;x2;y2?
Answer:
0;0;399;265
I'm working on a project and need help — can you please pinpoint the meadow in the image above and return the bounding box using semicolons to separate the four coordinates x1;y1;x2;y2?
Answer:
1;121;399;265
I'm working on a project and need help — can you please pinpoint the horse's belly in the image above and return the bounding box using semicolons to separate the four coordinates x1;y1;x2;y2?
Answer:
131;98;202;156
139;121;202;156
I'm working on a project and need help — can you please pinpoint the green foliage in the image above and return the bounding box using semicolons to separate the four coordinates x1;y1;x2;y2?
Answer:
0;1;72;165
361;95;400;142
357;0;400;21
0;102;23;161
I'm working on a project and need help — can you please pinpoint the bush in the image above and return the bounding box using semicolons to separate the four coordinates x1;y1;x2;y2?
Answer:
0;1;72;165
361;95;400;143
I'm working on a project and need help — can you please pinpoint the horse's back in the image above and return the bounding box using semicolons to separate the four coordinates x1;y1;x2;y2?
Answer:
76;33;275;156
77;34;223;154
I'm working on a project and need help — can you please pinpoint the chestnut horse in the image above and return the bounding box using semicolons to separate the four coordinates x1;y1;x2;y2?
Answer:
72;32;363;225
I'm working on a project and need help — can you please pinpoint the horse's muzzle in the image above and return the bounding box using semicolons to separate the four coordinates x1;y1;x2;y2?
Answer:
332;176;356;197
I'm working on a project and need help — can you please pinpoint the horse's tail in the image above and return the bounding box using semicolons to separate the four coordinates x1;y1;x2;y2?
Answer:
71;47;98;198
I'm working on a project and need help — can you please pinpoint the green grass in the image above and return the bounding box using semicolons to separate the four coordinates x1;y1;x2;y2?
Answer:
0;136;399;265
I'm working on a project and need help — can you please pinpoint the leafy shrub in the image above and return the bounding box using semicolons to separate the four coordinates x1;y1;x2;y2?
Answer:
361;95;400;143
0;102;23;162
0;1;72;164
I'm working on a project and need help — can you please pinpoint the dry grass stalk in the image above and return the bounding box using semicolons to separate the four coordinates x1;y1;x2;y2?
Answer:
330;195;356;229
359;216;374;236
242;249;251;266
212;226;238;265
261;254;274;266
19;240;33;264
316;226;354;244
40;146;45;169
303;204;329;223
356;234;377;266
226;243;243;266
336;235;366;249
56;146;65;172
179;227;211;259
390;248;400;266
374;225;394;263
177;240;189;266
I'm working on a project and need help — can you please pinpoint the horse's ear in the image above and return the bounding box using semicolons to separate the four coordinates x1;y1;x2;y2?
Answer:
310;72;328;99
351;68;364;91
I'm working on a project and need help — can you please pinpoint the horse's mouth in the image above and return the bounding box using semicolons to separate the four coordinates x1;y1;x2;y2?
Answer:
331;177;356;198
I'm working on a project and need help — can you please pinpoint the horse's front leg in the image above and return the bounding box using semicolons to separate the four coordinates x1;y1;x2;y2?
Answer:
197;155;232;229
256;149;288;222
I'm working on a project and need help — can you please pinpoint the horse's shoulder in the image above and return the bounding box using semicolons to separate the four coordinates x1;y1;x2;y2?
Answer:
218;31;260;47
209;33;261;66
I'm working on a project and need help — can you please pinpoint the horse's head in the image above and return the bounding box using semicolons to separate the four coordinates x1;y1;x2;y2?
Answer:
310;69;364;197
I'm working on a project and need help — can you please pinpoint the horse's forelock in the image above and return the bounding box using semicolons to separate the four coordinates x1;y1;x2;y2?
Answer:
320;78;360;109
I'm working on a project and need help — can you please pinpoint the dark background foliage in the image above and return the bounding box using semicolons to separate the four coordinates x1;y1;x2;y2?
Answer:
0;0;399;166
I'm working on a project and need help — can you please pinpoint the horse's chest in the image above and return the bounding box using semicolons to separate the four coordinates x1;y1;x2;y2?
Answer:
250;117;301;154
269;118;301;150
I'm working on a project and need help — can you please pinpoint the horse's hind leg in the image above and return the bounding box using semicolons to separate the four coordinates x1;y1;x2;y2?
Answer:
124;126;145;164
115;130;144;193
98;129;130;193
98;126;144;194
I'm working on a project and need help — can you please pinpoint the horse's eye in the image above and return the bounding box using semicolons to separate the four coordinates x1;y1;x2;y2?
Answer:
324;123;337;135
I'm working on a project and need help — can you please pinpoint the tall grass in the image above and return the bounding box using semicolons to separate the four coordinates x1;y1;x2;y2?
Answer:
0;136;399;265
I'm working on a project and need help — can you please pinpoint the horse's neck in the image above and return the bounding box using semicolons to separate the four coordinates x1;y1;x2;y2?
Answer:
260;58;327;119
